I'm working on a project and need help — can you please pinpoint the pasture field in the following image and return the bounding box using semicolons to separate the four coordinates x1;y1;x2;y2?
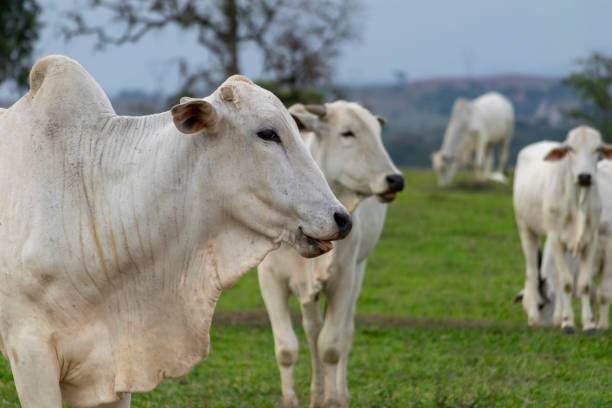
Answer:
0;169;610;407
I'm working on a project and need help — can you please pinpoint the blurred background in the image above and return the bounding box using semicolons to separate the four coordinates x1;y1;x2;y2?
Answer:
1;0;611;165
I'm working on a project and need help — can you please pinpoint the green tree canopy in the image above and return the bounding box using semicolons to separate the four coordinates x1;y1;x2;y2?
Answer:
563;52;612;139
0;0;41;90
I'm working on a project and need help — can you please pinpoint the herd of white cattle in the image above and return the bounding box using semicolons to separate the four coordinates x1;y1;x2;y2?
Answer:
431;90;612;336
0;54;607;408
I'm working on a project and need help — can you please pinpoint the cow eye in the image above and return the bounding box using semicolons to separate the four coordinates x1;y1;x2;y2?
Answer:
341;130;355;138
257;129;281;144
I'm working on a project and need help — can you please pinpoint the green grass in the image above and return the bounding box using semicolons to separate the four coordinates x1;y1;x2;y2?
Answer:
217;169;526;322
1;170;611;407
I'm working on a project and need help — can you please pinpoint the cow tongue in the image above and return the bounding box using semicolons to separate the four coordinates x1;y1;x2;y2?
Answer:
317;240;334;251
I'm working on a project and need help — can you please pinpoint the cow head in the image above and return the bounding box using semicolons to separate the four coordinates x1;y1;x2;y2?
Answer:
170;75;351;258
288;101;403;212
433;98;474;187
544;126;612;186
431;150;457;187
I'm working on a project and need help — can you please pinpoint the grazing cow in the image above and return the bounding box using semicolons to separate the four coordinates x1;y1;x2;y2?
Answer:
258;102;404;408
432;92;514;186
0;55;351;408
513;126;612;333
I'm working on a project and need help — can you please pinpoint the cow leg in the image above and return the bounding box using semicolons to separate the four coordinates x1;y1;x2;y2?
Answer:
474;138;487;181
301;300;324;408
517;226;542;325
318;265;356;408
484;144;494;178
336;261;366;408
8;329;62;408
498;137;510;174
536;239;555;326
578;238;598;333
258;268;299;408
549;237;576;333
597;242;612;330
94;393;131;408
540;239;563;327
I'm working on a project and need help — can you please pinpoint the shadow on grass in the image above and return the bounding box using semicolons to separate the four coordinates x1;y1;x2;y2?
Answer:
412;170;514;195
213;308;540;331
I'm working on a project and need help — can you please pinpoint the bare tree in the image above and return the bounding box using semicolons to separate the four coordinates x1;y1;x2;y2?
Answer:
62;0;361;96
262;0;361;90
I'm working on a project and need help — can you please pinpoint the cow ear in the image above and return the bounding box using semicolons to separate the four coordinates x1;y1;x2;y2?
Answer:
304;104;327;117
289;103;326;132
171;100;218;135
600;144;612;159
376;116;386;127
180;96;195;104
544;145;571;161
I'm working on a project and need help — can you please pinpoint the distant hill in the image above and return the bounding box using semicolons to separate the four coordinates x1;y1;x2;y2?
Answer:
0;74;582;167
339;74;579;167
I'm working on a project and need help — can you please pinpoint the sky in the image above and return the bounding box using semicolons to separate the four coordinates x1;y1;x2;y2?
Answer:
3;0;612;97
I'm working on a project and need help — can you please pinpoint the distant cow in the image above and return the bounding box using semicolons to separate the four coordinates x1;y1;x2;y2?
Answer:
0;55;350;408
432;92;514;186
513;127;612;333
259;101;403;408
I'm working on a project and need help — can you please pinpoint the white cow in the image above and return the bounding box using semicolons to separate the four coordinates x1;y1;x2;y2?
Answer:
0;55;351;408
595;161;612;329
258;102;403;408
530;160;612;330
432;92;514;186
513;126;612;333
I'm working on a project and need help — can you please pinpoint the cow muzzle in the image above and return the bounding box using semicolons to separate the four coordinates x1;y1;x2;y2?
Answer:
292;209;352;258
334;211;352;239
378;173;405;202
577;173;592;187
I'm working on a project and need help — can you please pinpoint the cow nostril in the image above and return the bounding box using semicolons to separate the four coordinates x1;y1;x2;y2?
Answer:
578;173;592;186
385;174;405;192
334;211;352;237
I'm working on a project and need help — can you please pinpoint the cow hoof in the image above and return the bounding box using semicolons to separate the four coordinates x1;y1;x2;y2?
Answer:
583;327;597;335
281;396;298;408
310;398;325;408
527;316;540;327
561;326;575;335
322;398;341;408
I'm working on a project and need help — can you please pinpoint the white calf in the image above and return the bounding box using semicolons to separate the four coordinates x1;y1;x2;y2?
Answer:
534;160;612;330
594;161;612;328
258;101;403;407
513;126;612;333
